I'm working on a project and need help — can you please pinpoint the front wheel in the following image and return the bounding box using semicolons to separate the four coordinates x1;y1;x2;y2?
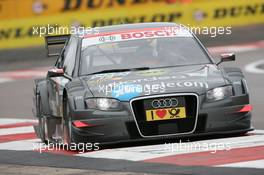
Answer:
62;98;74;145
62;96;93;148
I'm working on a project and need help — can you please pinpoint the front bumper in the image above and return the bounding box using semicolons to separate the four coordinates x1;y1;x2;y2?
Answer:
70;94;252;143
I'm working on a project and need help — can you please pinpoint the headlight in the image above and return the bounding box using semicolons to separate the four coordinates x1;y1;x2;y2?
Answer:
85;98;122;111
206;86;233;101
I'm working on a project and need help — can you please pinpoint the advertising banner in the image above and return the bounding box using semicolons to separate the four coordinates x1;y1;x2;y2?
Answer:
0;0;263;49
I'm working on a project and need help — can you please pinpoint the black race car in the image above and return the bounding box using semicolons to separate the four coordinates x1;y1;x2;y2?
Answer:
33;22;253;146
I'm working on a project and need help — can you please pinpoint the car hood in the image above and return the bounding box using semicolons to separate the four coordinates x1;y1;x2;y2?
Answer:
82;64;227;101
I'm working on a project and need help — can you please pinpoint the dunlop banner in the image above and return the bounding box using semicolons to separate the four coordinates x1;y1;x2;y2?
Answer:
0;0;264;49
0;0;197;20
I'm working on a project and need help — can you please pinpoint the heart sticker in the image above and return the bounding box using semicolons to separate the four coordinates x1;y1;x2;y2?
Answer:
156;109;167;118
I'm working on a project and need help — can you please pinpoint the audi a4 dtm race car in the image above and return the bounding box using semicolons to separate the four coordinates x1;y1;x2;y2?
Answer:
33;22;253;145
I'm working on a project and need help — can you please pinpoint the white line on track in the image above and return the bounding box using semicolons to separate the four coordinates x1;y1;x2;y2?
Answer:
0;139;39;151
0;78;13;84
0;126;34;136
0;118;36;125
208;40;264;54
218;159;264;169
245;60;264;74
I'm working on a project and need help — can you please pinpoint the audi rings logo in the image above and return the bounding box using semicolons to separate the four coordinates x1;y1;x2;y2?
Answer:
151;98;178;109
99;35;116;42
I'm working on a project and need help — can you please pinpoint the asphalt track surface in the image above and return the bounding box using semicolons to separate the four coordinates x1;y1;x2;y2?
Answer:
0;25;264;175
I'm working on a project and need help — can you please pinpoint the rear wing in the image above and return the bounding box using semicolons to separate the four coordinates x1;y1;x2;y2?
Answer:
45;34;70;57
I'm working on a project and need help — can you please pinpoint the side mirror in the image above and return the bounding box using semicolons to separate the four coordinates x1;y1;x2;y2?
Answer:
47;68;64;77
217;53;235;65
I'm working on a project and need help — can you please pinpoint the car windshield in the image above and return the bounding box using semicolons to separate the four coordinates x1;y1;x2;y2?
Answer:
80;37;211;75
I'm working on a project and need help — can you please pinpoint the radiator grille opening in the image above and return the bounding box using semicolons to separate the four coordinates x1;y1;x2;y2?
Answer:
131;94;198;137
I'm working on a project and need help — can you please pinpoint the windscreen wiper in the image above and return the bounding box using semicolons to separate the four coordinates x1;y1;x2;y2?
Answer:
87;67;150;75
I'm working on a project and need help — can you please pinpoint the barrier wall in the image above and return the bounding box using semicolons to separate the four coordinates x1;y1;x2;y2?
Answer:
1;0;197;20
0;0;263;49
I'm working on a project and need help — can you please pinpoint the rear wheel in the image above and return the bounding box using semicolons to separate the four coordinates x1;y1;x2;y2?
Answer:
62;98;72;145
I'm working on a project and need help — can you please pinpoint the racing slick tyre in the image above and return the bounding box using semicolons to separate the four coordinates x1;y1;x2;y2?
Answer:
62;98;74;145
62;96;84;146
37;97;48;144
